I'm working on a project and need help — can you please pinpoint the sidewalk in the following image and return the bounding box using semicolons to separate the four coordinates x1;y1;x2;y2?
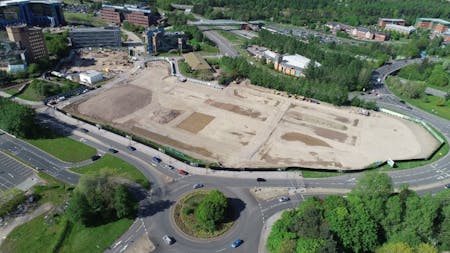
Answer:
258;210;285;253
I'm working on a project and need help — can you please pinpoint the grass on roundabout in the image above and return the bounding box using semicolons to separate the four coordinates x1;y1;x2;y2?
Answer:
173;190;234;239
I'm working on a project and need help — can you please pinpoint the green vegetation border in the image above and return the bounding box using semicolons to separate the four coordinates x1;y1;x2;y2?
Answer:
173;190;234;239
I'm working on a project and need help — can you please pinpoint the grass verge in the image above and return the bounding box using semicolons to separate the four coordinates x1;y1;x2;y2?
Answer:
71;154;149;188
173;190;234;238
26;137;97;163
386;76;450;120
64;12;107;27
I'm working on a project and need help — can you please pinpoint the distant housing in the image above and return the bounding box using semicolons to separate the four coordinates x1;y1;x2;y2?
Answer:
384;24;416;35
69;26;121;48
416;18;450;33
0;41;26;73
326;22;388;41
247;45;320;78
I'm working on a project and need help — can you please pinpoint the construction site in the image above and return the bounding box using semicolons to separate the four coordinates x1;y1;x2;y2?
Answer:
62;49;133;75
63;61;441;170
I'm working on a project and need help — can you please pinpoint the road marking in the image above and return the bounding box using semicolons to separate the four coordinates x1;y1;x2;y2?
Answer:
112;240;122;248
216;247;227;252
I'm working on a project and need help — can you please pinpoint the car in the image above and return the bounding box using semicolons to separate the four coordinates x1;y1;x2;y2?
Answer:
278;196;290;202
193;183;204;189
399;100;406;104
152;156;162;164
162;235;174;245
445;184;450;189
167;165;175;170
406;106;413;110
108;148;118;153
231;239;243;248
256;177;266;182
178;169;188;175
80;128;89;133
91;154;101;161
127;146;136;151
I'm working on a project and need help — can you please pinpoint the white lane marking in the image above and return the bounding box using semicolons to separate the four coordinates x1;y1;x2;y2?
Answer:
216;247;227;252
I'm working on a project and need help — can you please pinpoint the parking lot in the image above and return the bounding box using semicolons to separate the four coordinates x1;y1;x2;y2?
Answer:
0;152;37;191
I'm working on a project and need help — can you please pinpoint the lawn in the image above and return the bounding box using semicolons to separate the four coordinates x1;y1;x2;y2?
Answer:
173;190;234;238
57;218;133;253
64;12;107;27
26;137;97;163
71;154;149;188
216;30;247;44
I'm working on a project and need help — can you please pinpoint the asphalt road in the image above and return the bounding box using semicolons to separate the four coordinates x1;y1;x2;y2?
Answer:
0;151;35;191
198;26;239;57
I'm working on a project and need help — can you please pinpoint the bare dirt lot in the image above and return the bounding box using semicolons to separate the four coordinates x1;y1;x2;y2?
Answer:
64;49;133;74
64;61;440;170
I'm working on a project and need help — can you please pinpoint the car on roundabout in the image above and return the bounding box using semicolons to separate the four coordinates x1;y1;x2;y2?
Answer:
193;183;204;189
231;239;243;248
162;235;174;245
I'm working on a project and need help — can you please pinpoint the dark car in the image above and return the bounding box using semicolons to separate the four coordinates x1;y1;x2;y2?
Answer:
91;155;101;161
231;239;243;248
127;146;136;151
399;100;406;104
108;148;118;153
256;177;266;182
152;156;162;164
80;128;89;133
193;183;204;189
445;184;450;189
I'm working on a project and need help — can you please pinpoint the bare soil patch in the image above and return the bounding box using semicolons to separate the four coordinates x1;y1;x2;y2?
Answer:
77;86;151;122
312;127;348;143
177;112;215;134
205;99;265;120
151;108;182;124
281;132;331;147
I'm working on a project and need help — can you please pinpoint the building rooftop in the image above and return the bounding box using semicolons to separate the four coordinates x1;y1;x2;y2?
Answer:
418;18;450;25
379;18;406;22
385;24;416;33
281;54;320;70
263;50;278;60
102;4;151;14
183;52;210;71
80;70;103;77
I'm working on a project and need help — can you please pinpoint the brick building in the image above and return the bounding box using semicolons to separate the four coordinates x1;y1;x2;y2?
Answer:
100;4;158;27
378;18;406;27
100;7;121;24
416;18;450;33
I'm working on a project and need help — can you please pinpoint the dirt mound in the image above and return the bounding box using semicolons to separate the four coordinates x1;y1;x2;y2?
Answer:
77;86;152;122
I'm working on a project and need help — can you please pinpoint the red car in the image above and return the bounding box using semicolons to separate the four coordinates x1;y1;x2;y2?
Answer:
178;169;188;175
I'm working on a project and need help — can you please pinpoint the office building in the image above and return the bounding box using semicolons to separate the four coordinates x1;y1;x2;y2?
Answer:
0;0;65;28
146;27;186;54
6;24;47;63
378;18;406;27
100;4;160;28
69;26;121;48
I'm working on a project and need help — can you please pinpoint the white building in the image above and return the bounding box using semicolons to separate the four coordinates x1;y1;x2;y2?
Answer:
79;70;103;84
385;24;416;35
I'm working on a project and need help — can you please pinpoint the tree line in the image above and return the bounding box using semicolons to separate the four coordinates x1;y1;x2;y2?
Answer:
267;173;450;253
164;0;449;27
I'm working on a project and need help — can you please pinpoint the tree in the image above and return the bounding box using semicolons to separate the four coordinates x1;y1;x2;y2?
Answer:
114;184;134;218
27;63;40;76
416;243;438;253
0;98;36;138
376;242;413;253
66;191;91;224
428;65;448;87
195;190;229;231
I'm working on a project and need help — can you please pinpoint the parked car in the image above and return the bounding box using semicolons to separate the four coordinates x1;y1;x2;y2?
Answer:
278;196;290;202
231;239;243;248
80;128;89;133
167;165;175;170
108;148;118;153
256;177;266;182
193;183;204;189
445;184;450;189
127;146;136;151
162;235;174;245
178;169;188;175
